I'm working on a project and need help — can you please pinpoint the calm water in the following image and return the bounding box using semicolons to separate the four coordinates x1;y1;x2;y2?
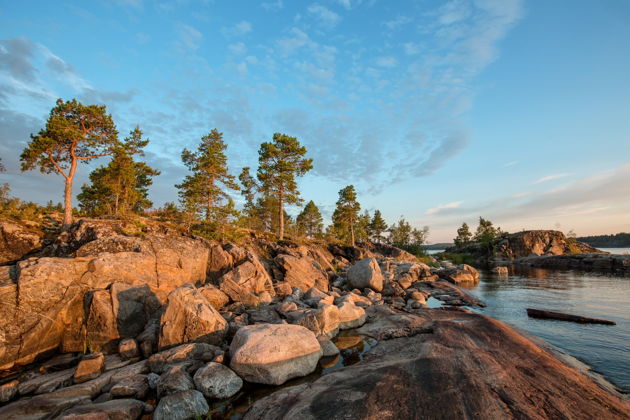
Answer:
599;247;630;255
465;268;630;393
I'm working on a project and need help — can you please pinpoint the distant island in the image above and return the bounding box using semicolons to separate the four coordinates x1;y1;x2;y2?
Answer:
578;233;630;248
422;243;454;250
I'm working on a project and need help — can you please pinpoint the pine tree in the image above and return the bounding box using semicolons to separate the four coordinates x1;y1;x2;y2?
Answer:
238;166;258;228
369;210;388;243
20;98;118;226
332;185;361;246
78;126;159;217
176;129;239;225
296;200;324;238
355;210;371;243
474;217;501;251
454;222;472;248
257;133;313;240
389;217;429;255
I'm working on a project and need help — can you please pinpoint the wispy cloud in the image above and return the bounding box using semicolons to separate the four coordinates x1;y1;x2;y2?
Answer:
176;23;202;52
222;21;252;37
375;56;398;68
426;201;463;215
308;4;341;28
385;15;412;30
262;0;283;11
502;160;518;167
533;173;570;184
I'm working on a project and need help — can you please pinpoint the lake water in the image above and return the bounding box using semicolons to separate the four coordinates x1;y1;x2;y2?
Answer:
464;268;630;394
599;247;630;255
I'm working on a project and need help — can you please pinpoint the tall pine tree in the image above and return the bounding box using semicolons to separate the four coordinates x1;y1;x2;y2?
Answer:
332;185;361;246
176;129;239;225
296;200;323;238
257;133;312;240
20;98;118;225
78;126;159;216
369;210;388;243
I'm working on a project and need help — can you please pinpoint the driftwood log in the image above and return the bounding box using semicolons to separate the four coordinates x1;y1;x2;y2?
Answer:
526;308;616;325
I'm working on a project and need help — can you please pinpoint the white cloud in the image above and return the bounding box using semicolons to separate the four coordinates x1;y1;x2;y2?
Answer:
229;42;247;55
426;201;463;215
262;0;283;11
337;0;352;10
375;56;398;68
223;21;252;37
502;160;518;167
403;42;421;55
308;4;341;28
176;24;202;51
385;15;412;30
533;173;571;184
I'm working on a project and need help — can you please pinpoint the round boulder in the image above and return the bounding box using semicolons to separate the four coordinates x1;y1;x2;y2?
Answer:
347;258;384;292
229;324;323;385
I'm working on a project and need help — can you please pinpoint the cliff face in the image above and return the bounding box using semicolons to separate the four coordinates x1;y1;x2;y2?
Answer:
495;230;602;260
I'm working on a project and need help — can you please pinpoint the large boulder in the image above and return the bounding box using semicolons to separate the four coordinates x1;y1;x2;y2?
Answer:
158;284;228;349
439;264;479;284
218;252;274;306
229;324;323;385
347;258;384;292
337;301;367;330
274;254;329;292
0;218;42;264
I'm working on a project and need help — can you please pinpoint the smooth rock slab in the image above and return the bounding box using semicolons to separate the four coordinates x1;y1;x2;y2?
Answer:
230;324;323;385
58;398;144;420
109;374;149;399
193;362;243;399
153;390;209;420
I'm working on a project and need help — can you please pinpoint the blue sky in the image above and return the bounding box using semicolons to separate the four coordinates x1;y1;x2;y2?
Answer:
1;0;629;242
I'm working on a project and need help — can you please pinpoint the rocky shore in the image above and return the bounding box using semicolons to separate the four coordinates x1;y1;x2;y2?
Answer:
513;253;630;274
0;219;628;419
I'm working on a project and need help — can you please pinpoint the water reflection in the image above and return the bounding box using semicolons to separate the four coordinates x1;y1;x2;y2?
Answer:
467;267;630;394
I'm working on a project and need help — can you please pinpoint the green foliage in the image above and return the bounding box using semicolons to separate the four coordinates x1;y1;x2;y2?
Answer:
438;252;477;265
331;185;361;246
296;200;323;238
369;210;388;243
474;217;501;251
257;133;313;240
20;98;119;225
78;126;159;217
388;217;429;256
176;129;239;224
354;210;371;243
454;222;472;248
238;166;259;228
0;183;61;221
577;232;630;248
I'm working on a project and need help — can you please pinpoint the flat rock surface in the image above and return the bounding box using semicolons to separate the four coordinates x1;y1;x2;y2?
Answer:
244;308;630;420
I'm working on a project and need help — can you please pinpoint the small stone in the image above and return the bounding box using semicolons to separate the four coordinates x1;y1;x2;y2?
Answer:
74;353;105;384
118;338;139;359
193;362;243;399
318;338;340;357
147;373;160;390
0;380;19;403
153;390;209;420
157;365;194;398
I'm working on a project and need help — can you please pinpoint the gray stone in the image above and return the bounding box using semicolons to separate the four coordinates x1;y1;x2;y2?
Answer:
193;362;243;399
153;390;209;420
109;374;149;399
157;365;194;398
347;258;384;292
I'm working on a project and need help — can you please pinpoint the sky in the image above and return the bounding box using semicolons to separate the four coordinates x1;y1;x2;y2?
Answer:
1;0;629;243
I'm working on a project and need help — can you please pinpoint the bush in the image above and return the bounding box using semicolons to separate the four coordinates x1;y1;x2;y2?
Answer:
437;252;477;265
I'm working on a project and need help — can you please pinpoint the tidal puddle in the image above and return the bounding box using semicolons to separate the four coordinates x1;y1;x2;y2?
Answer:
209;330;378;419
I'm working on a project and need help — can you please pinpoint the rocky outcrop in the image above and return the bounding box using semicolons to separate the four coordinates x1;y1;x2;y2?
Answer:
229;324;323;385
347;258;384;292
158;284;228;349
514;253;630;274
244;308;630;420
0;219;42;264
495;230;602;260
218;250;274;306
438;264;479;284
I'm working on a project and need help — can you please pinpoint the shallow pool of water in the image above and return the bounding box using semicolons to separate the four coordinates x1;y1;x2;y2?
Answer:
464;267;630;393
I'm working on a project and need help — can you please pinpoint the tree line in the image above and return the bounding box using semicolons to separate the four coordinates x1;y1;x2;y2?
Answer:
15;98;429;249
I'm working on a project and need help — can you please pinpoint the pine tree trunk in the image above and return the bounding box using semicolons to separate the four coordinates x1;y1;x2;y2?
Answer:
63;159;77;227
278;187;284;240
350;218;355;247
